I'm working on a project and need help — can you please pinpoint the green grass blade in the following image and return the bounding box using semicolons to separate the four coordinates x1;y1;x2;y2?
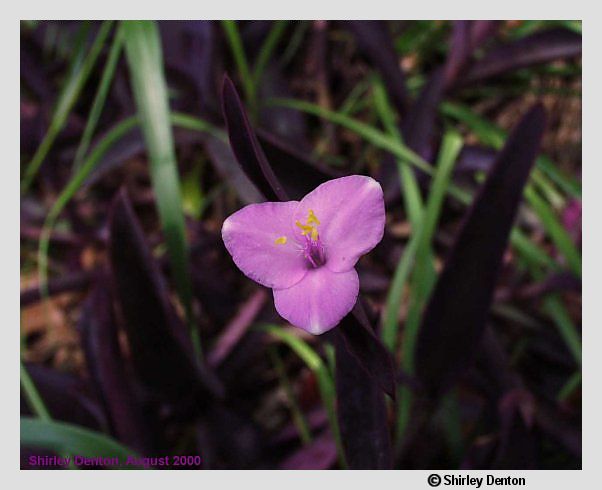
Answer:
73;24;124;171
122;20;200;359
524;186;581;277
268;346;312;446
253;21;289;85
37;112;223;308
558;370;581;401
21;417;140;464
20;361;52;421
38;117;140;303
269;97;435;176
394;131;462;449
542;294;582;365
221;20;256;116
440;101;581;197
259;325;347;468
21;20;114;192
381;226;422;351
372;77;423;227
170;112;226;141
526;263;581;365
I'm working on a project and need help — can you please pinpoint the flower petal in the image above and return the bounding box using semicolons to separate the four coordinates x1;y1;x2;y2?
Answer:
273;268;359;335
222;201;307;289
293;175;385;272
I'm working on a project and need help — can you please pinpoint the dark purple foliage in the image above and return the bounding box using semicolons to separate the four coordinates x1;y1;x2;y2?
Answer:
222;75;288;201
345;21;410;115
78;284;155;453
20;20;581;470
415;104;547;397
463;28;582;85
108;190;221;403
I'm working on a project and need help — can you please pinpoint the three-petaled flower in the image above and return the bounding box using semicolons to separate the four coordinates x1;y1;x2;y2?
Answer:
222;175;385;334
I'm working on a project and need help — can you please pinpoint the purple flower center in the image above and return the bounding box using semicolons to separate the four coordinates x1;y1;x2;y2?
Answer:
301;235;326;269
295;209;326;269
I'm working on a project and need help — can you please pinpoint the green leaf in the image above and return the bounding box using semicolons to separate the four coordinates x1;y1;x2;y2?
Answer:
20;362;51;421
21;417;141;466
440;101;581;198
38;117;140;304
395;132;462;448
73;24;125;171
221;20;256;117
122;20;200;359
258;325;347;468
372;77;423;227
253;21;289;85
268;346;312;445
21;21;114;192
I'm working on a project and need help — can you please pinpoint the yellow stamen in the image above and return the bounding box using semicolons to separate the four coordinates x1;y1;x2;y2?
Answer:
275;236;287;245
296;210;321;241
307;209;320;225
296;221;313;235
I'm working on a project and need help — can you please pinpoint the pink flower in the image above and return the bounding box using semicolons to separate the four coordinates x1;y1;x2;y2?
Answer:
222;175;386;334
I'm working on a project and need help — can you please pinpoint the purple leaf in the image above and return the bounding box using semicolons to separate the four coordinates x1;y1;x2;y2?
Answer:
335;301;397;399
78;282;156;453
221;75;289;201
346;21;410;115
455;145;498;174
222;75;341;203
469;20;501;48
108;189;221;402
444;21;472;88
334;313;393;469
463;28;581;85
415;104;546;397
402;69;445;160
446;21;501;89
257;128;341;200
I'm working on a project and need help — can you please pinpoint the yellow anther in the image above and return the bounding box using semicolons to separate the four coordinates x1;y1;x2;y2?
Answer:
296;220;313;235
311;228;319;241
307;209;320;225
275;236;287;245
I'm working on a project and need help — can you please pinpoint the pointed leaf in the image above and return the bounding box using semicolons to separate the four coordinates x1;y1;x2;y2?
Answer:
257;128;341;200
78;283;155;453
336;302;397;399
463;28;581;84
108;190;221;402
334;313;393;469
221;75;288;201
415;104;547;397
